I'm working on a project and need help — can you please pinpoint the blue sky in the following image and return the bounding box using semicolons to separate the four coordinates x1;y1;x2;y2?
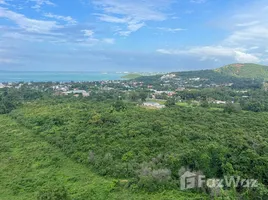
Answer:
0;0;268;71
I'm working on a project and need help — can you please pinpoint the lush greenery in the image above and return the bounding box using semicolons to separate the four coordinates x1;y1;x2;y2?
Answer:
134;69;263;91
0;87;45;114
174;70;263;89
215;63;268;80
3;97;267;199
1;64;268;199
175;87;268;112
0;114;207;200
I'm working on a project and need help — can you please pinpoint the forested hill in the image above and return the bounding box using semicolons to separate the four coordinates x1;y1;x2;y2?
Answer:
215;63;268;80
135;63;268;83
134;64;264;90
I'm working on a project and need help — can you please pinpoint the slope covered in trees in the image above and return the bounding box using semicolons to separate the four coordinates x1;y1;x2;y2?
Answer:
135;66;263;90
0;114;206;200
215;63;268;80
5;98;268;199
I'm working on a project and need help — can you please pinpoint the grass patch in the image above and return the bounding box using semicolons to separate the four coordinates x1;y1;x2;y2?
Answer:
176;102;190;107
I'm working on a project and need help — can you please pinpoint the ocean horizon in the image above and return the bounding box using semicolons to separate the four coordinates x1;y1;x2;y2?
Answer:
0;71;126;82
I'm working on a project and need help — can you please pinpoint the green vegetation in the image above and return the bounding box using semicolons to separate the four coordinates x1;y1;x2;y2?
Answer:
1;97;266;199
0;114;207;200
176;69;263;89
122;73;142;79
176;102;189;107
134;68;263;91
0;87;45;114
147;99;166;105
215;63;268;80
165;97;176;107
1;64;268;199
175;87;268;112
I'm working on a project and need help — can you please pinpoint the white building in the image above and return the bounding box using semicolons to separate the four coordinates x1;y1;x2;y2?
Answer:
214;100;226;104
161;74;176;80
143;102;165;109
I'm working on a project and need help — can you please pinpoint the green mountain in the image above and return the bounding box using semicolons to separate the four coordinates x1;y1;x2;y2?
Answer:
215;63;268;80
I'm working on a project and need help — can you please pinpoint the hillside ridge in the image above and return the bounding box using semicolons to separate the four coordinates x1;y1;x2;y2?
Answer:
214;63;268;79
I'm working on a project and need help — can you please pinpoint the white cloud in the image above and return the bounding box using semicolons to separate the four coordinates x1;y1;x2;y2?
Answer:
158;27;187;32
44;13;77;25
222;1;268;50
1;31;54;42
93;0;173;36
0;7;62;34
171;1;268;65
249;46;259;50
236;21;259;27
157;46;235;57
157;46;261;63
93;0;168;21
119;21;145;36
95;14;129;23
82;29;94;37
29;0;55;10
0;0;7;5
225;26;268;46
79;30;115;45
127;21;145;32
234;51;260;63
76;37;115;46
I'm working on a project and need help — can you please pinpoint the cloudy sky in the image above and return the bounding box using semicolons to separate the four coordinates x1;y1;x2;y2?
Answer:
0;0;268;71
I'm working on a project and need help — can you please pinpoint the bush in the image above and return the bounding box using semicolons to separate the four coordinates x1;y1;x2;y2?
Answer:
37;184;69;200
224;103;242;114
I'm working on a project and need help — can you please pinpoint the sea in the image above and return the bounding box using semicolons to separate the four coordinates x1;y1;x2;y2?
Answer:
0;71;124;82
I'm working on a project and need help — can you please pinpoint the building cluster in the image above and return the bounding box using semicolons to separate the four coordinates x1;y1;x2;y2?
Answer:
1;72;240;108
0;82;12;88
63;90;90;97
161;73;176;80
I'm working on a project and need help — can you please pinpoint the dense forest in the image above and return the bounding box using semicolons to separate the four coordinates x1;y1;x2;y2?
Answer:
1;113;208;200
0;93;267;199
